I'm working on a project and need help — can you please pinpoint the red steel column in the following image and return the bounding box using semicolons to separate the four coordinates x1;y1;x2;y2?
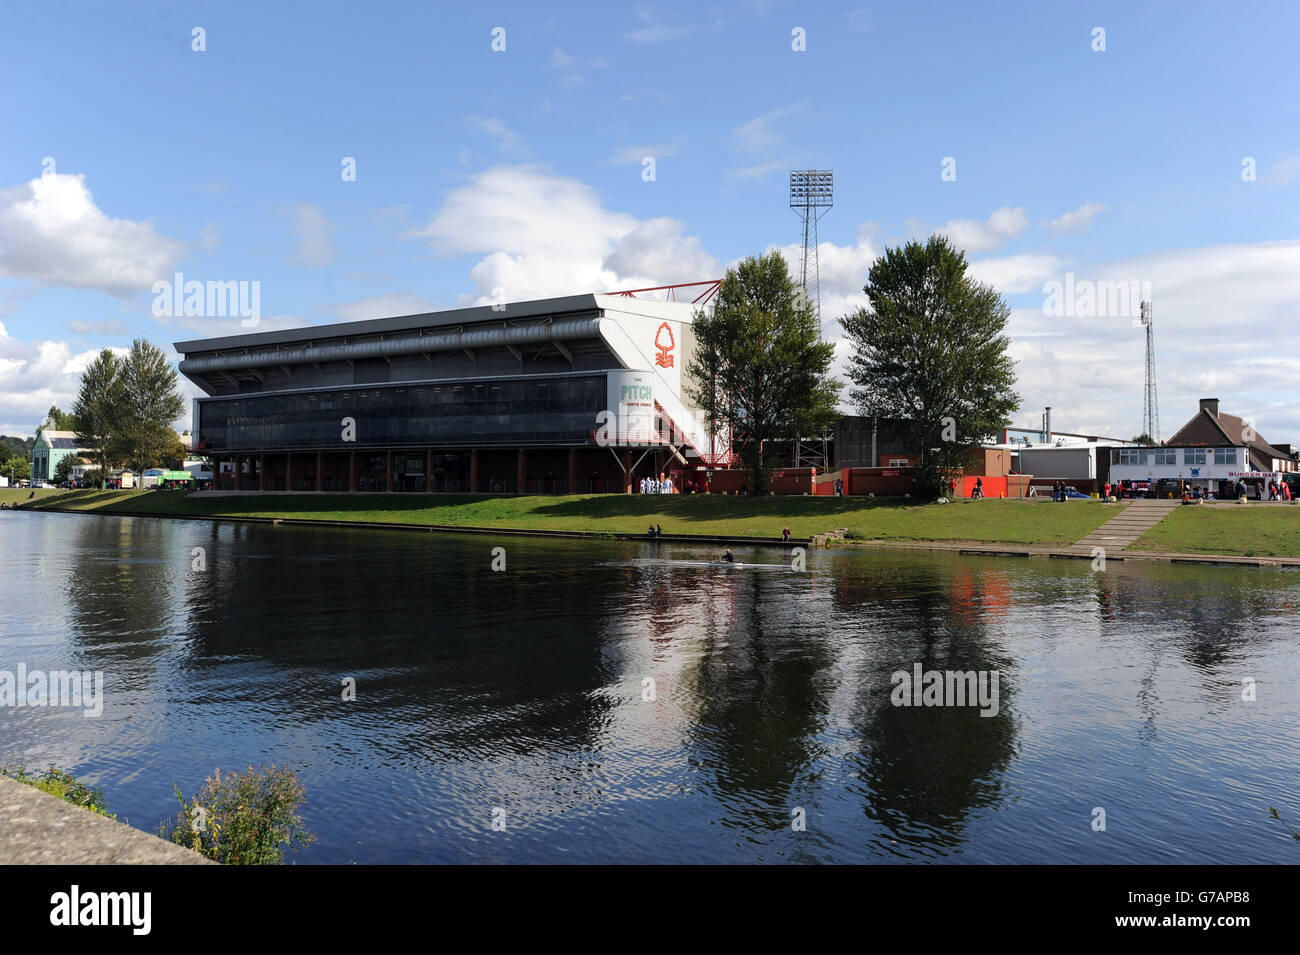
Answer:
567;448;578;495
623;451;633;493
315;452;323;491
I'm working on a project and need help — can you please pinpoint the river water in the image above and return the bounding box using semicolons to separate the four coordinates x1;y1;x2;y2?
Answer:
2;510;1297;863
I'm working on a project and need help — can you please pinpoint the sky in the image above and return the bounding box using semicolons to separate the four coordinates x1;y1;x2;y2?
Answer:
1;0;1297;444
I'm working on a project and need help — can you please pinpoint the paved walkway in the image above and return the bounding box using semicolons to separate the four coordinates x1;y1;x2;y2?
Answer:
1063;499;1181;556
0;775;211;864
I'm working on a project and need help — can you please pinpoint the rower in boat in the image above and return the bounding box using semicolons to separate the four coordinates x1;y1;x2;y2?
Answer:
720;548;734;564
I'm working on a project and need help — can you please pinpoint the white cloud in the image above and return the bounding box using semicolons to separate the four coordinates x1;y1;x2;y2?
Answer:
407;166;715;305
731;106;800;153
290;202;336;268
1044;201;1107;234
968;254;1065;295
0;173;184;295
937;205;1028;253
603;218;720;286
0;327;122;435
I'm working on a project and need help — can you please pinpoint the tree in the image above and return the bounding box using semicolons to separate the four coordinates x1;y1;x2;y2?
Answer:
54;455;78;484
1131;433;1153;445
73;349;123;489
107;339;186;475
44;405;78;432
1;457;28;485
685;251;840;493
840;235;1020;498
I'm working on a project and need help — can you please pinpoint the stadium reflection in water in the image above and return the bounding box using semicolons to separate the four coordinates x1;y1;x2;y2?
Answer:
4;511;1298;863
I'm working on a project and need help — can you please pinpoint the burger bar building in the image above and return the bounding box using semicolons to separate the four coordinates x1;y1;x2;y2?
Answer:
175;289;732;494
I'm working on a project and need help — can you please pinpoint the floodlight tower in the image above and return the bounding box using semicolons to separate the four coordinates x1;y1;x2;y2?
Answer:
789;171;834;468
1139;300;1160;442
789;170;833;331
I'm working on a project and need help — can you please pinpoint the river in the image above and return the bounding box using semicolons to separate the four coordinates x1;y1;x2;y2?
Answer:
2;510;1297;863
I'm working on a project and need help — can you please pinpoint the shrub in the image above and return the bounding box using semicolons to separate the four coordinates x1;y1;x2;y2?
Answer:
2;766;115;819
160;765;314;865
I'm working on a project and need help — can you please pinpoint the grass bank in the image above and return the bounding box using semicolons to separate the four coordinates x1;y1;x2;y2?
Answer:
1129;504;1300;557
18;489;1120;545
0;487;65;506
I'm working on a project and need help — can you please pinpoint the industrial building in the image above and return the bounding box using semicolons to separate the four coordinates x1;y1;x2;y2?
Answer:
175;291;728;493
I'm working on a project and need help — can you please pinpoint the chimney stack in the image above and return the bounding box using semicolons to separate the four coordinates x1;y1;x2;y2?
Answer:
1199;398;1220;417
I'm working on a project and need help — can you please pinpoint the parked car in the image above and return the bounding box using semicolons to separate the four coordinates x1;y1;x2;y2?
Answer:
1061;486;1090;499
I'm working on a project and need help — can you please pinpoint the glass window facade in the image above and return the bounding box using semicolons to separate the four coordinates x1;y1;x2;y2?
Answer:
198;375;606;451
1184;448;1207;466
1213;448;1236;465
1113;448;1147;466
1151;448;1176;465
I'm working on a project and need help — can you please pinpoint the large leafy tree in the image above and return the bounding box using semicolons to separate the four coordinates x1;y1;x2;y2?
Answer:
840;235;1019;497
685;251;841;493
73;349;124;488
108;339;187;475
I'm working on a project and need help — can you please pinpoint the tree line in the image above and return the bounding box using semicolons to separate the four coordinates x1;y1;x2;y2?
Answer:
685;234;1019;497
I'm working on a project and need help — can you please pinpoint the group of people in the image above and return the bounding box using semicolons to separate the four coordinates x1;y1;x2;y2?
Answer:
646;524;665;537
639;475;675;494
639;474;715;494
1050;481;1073;502
1266;479;1293;501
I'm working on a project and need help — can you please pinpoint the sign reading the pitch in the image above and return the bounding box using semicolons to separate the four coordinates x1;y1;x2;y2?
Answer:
611;372;655;444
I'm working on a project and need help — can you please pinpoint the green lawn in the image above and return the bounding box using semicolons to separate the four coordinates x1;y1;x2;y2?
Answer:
0;487;67;506
18;489;1120;545
1128;504;1300;557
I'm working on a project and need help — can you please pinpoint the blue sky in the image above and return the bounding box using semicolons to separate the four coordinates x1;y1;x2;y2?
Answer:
2;0;1298;442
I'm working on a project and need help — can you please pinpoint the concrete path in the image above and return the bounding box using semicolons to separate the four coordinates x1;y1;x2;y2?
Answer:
1061;499;1180;556
0;775;212;864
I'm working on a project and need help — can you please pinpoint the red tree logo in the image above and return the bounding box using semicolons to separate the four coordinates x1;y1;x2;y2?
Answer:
654;322;675;368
